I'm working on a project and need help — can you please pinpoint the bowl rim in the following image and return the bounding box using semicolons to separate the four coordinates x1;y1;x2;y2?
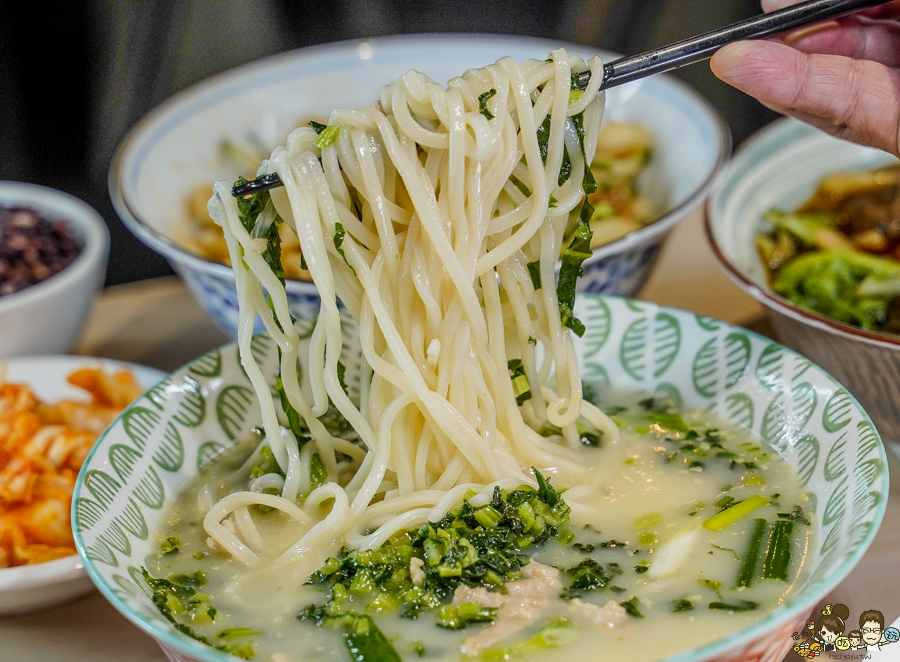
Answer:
72;293;888;662
108;33;730;288
704;117;900;350
0;181;111;313
0;355;166;607
0;554;87;591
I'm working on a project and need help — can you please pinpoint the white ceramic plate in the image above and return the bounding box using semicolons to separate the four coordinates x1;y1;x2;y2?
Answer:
0;355;165;616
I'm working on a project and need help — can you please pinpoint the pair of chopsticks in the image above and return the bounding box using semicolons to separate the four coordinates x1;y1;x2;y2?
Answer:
233;0;890;198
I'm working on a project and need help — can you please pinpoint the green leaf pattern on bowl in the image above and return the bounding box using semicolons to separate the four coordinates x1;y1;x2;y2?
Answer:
72;295;889;662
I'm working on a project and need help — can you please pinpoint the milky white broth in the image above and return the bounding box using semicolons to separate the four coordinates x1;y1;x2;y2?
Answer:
146;390;814;662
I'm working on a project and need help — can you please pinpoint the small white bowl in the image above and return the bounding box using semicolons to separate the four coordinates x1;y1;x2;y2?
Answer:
0;354;165;616
0;182;110;357
110;34;728;338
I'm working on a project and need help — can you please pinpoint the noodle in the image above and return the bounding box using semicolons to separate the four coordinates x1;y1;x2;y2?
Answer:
206;49;615;572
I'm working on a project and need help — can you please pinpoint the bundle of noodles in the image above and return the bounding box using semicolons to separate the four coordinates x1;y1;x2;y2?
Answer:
207;49;617;575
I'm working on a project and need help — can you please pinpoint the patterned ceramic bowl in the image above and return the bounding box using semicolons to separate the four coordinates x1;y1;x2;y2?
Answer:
73;294;886;662
706;118;900;446
110;34;728;339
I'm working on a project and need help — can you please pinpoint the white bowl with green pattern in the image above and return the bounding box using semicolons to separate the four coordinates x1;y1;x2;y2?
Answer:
72;294;888;662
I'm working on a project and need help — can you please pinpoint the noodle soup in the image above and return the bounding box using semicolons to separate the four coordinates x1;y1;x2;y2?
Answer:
145;392;813;662
124;48;840;662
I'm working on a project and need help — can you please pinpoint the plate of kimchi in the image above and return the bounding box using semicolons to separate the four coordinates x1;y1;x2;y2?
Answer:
0;355;164;615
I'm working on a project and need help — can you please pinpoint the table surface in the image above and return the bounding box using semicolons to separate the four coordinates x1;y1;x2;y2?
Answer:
3;209;898;661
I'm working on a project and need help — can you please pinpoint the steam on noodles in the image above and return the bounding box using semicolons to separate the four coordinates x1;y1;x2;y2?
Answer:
206;49;614;575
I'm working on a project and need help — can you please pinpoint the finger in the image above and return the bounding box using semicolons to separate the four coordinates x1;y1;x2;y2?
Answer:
784;16;900;67
761;0;900;19
711;40;900;156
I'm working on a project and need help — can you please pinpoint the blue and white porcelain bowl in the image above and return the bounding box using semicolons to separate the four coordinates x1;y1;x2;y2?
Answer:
110;34;729;339
73;294;887;662
706;118;900;444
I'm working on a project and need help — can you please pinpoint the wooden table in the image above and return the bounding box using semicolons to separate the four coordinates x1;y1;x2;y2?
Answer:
3;209;898;661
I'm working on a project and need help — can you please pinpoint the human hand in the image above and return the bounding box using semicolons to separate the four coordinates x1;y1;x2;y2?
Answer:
710;0;900;156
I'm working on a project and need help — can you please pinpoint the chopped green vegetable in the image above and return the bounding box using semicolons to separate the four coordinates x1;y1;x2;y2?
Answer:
143;568;253;654
276;372;306;443
777;505;811;526
703;495;768;531
557;200;593;337
478;88;497;120
527;260;542;290
571;112;597;195
761;520;793;581
217;628;260;640
534;468;561;507
508;359;532;406
309;120;328;134
709;600;758;612
736;518;767;588
634;513;662;530
539;423;563;437
565;558;612;593
638;532;656;546
345;614;403;662
765;209;838;247
254;486;280;514
714;496;736;511
509;175;532;198
302;468;570;624
334;222;356;274
436;602;497;629
672;599;694;612
482;616;572;660
620;597;644;618
473;505;503;529
648;413;691;434
161;537;180;555
233;179;286;286
536;116;572;187
314;124;340;149
577;422;603;447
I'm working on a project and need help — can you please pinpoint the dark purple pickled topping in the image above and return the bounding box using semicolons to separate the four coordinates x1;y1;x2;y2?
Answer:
0;206;81;297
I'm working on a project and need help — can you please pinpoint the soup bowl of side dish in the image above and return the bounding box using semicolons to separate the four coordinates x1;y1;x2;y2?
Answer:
74;294;886;662
110;34;728;339
707;118;900;446
0;355;165;615
0;181;110;356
